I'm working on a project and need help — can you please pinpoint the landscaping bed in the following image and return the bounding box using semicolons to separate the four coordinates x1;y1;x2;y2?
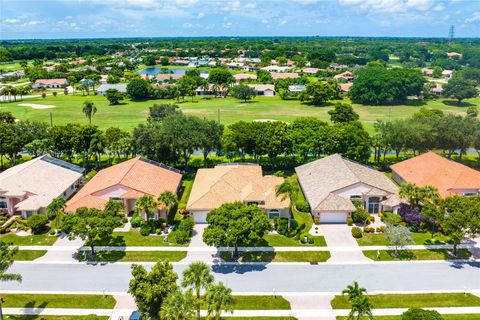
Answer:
220;250;330;263
363;249;472;261
0;293;116;309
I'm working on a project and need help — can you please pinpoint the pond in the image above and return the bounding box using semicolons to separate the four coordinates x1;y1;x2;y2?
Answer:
137;67;208;77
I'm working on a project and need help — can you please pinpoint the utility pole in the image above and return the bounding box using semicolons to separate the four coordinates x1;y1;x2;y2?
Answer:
448;25;455;46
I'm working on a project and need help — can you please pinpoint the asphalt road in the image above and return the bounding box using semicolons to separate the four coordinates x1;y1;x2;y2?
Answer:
4;261;480;293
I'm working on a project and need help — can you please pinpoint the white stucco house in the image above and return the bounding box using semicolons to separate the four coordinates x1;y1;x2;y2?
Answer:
0;155;84;219
295;154;400;224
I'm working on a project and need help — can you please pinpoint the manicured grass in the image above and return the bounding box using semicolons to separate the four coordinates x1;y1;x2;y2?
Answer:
331;293;480;309
0;233;58;246
77;250;187;262
337;316;480;320
222;318;297;320
1;93;477;133
5;317;110;320
363;249;472;261
356;232;451;246
220;250;330;263
178;173;195;208
262;234;326;247
92;229;185;246
200;295;291;310
14;250;47;260
0;293;116;308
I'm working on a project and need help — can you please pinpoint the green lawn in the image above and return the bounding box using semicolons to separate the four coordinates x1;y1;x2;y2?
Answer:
0;233;58;246
200;295;291;310
178;173;195;208
222;318;297;320
331;293;480;309
262;234;326;247
220;250;330;263
77;250;187;262
5;317;109;320
14;250;47;260
1;93;477;133
336;316;480;320
92;229;185;246
363;249;472;261
356;232;451;246
0;293;116;309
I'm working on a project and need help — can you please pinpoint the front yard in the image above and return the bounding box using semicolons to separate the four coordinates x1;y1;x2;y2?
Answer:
0;293;116;309
336;316;480;320
363;249;472;261
220;250;331;263
0;233;58;246
356;232;451;246
92;229;187;247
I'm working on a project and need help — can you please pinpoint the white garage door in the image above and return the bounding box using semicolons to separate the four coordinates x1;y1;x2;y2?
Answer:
193;211;209;223
320;211;347;224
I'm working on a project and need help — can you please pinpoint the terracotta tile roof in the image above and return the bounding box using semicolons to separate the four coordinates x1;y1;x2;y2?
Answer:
34;78;67;85
186;164;290;211
66;157;182;212
271;72;299;80
390;151;480;197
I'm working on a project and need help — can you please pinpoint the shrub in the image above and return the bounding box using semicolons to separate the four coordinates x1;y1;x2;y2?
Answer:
398;203;425;227
139;223;151;236
130;213;142;228
86;170;97;181
363;226;375;233
351;227;363;238
401;308;443;320
177;218;194;234
351;199;363;209
276;217;299;237
300;232;314;244
170;230;190;244
28;214;49;234
295;200;310;213
381;211;402;225
369;215;375;222
352;208;370;225
122;217;128;224
376;226;387;233
346;217;353;226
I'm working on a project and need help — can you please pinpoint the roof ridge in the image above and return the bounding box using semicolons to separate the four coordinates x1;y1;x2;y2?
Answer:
188;167;239;208
117;157;141;185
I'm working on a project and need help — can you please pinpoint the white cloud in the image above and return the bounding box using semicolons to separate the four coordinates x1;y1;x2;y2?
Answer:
338;0;437;14
432;4;445;11
293;0;321;4
175;0;198;7
196;12;205;19
465;11;480;23
3;18;21;24
244;2;257;9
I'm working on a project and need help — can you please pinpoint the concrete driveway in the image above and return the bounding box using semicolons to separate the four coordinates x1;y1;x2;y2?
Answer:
182;224;220;262
320;224;371;263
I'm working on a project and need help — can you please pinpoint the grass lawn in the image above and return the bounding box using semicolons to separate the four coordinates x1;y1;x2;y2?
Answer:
356;232;451;246
220;250;330;263
92;229;185;246
5;317;110;320
14;250;47;260
262;234;326;247
0;93;477;133
0;293;116;309
363;248;472;261
336;316;480;320
331;293;480;309
221;318;296;320
201;295;291;310
77;250;187;262
178;173;195;208
0;233;58;246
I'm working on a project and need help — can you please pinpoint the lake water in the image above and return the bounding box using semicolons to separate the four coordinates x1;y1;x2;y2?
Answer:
137;67;208;77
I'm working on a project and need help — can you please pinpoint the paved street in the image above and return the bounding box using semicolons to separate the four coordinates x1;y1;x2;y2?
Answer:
5;260;480;293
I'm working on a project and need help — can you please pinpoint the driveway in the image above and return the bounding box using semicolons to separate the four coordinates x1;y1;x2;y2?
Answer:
320;225;371;263
182;224;219;262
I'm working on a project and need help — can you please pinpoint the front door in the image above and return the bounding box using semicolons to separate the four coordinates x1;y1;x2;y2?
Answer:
368;197;380;214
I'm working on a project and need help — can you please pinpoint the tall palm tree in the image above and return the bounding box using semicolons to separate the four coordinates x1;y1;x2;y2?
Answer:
399;182;418;207
204;282;234;320
135;195;158;220
89;132;107;169
161;289;195;320
158;190;178;220
0;241;22;320
347;296;373;320
342;281;367;302
275;179;299;202
46;197;67;233
182;261;214;320
82;100;97;124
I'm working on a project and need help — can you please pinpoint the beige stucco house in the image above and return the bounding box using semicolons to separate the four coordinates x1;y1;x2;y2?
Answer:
0;155;84;219
186;164;290;223
295;154;400;224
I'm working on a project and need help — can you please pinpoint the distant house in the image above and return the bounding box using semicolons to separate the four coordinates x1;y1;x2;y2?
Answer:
447;52;463;59
442;70;454;79
295;154;400;224
32;78;68;89
431;84;443;95
97;84;127;95
247;84;275;96
271;72;299;80
334;71;354;82
422;68;434;77
66;157;182;220
339;83;353;94
0;155;84;219
186;164;290;223
390;151;480;198
301;68;320;75
329;64;349;71
261;65;293;73
288;85;306;93
233;73;257;82
172;59;189;66
99;75;108;84
156;73;184;82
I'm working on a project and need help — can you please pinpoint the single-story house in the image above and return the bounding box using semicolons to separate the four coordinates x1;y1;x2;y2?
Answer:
300;68;320;75
233;73;257;82
186;164;290;223
97;84;127;96
442;70;454;79
32;78;68;89
156;73;184;82
390;151;480;198
295;154;400;224
66;157;182;220
334;71;354;82
247;84;275;96
422;68;434;77
172;59;189;65
329;64;349;71
431;84;443;94
261;65;293;73
288;85;306;93
271;72;299;80
0;155;84;219
447;52;463;59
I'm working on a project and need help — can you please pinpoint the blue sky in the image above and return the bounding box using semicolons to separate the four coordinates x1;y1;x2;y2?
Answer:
1;0;479;39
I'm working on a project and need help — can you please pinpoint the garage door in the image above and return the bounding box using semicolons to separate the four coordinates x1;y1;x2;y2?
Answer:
193;211;208;223
320;211;347;224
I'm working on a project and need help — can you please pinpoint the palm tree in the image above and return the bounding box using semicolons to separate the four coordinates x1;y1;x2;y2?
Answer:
399;182;418;207
275;179;299;202
161;289;195;320
88;132;106;169
0;241;22;320
82;100;97;124
158;190;178;221
46;197;67;233
347;296;373;320
182;261;214;320
342;281;367;302
204;282;234;320
135;195;158;220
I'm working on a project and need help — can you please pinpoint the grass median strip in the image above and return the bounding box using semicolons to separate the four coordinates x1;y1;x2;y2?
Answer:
262;234;326;247
14;250;47;261
220;251;330;263
363;249;472;261
336;315;480;320
0;293;116;309
201;295;291;310
5;317;110;320
331;293;480;309
77;250;187;262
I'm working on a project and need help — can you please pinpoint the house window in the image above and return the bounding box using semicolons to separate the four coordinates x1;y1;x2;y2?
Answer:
268;209;280;219
25;210;36;218
0;197;7;209
464;192;478;197
110;197;123;202
368;197;380;214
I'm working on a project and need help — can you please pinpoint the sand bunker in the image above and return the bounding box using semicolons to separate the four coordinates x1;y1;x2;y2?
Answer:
18;103;56;109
